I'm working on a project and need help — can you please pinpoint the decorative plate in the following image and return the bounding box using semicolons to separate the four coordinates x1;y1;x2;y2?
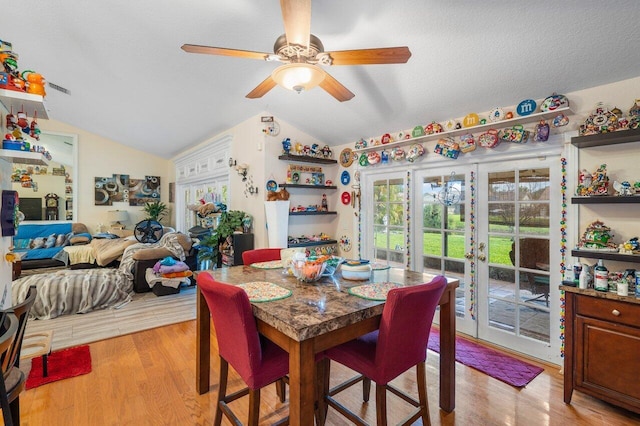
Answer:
339;148;355;167
488;107;505;122
540;93;569;112
341;170;351;185
265;180;278;192
358;153;369;167
339;235;352;252
341;191;351;205
516;99;537;116
463;113;479;128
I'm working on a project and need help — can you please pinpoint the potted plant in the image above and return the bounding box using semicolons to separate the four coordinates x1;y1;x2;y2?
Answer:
143;200;168;223
196;209;250;269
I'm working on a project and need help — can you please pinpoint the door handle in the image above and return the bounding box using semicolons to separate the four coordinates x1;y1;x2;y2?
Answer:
478;253;486;262
464;252;474;259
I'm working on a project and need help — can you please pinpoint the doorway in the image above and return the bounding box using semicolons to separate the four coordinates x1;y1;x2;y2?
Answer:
363;155;561;362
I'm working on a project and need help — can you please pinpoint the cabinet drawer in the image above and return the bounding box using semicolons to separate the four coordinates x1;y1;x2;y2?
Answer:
576;295;640;328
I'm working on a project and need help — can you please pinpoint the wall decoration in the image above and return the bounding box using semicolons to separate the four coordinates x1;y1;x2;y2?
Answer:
169;182;175;203
129;176;161;206
94;174;160;206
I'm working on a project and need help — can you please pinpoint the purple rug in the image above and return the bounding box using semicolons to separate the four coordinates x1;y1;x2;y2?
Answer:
427;328;544;388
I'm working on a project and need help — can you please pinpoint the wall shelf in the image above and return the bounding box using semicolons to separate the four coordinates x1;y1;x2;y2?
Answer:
0;149;50;166
571;249;640;264
571;196;640;204
278;154;337;164
0;88;49;119
353;107;573;153
289;211;337;216
288;239;338;248
571;127;640;148
281;183;337;190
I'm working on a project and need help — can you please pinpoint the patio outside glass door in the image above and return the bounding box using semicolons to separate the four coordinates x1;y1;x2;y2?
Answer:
414;166;475;336
476;157;560;362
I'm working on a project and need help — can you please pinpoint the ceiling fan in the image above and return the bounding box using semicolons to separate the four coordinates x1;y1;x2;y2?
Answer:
181;0;411;102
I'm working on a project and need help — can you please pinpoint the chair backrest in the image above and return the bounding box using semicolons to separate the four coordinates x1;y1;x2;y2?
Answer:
374;276;447;383
0;313;19;426
196;273;263;387
3;286;37;371
242;248;282;265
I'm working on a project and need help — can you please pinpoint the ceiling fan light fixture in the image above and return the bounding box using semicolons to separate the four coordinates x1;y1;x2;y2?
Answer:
271;63;326;93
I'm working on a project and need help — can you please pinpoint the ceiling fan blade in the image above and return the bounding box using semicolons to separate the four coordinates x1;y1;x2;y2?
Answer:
246;75;277;99
280;0;311;47
181;44;272;61
319;72;355;102
326;46;412;65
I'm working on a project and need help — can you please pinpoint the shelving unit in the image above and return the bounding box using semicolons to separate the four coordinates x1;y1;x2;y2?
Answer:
278;154;337;164
288;239;338;248
354;107;572;153
0;149;50;166
280;183;337;189
571;196;640;204
0;88;49;119
570;249;640;263
290;211;337;216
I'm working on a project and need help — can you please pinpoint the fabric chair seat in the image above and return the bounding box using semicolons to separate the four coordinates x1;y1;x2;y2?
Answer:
242;248;283;265
244;336;289;389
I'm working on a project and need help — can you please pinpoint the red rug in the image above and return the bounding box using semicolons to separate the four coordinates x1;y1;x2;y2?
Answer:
427;328;544;388
26;345;92;389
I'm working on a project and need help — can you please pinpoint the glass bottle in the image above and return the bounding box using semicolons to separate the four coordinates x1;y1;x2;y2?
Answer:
594;259;609;292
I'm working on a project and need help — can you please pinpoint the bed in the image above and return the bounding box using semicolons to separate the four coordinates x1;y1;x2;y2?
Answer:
12;232;190;319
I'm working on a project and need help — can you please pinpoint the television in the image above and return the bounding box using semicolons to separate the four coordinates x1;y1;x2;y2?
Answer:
19;197;43;220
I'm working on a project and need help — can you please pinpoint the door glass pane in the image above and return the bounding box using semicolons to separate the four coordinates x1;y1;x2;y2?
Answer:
519;203;549;233
373;178;405;267
488;171;515;201
389;179;404;202
423;230;442;255
444;231;465;259
488;265;515;301
519;305;550;343
488;235;513;266
388;204;404;226
489;298;516;333
518;169;550;201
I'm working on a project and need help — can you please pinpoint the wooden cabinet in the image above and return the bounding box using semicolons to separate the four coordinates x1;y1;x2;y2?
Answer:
220;233;254;266
563;287;640;414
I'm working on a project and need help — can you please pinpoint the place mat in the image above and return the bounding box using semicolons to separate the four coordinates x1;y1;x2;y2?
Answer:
370;262;391;271
238;281;292;302
250;260;284;269
348;282;404;301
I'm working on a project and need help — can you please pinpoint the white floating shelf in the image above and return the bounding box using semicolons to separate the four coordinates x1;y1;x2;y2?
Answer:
0;88;49;119
353;107;573;153
0;149;50;166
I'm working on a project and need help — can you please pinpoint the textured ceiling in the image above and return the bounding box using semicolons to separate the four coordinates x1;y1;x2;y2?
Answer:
3;0;639;159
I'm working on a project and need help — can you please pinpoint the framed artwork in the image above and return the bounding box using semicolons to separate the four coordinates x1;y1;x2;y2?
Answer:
94;174;160;206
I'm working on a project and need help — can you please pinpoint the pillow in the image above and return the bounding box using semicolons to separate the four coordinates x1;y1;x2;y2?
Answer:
132;247;173;261
30;237;46;249
55;233;67;247
69;232;92;245
14;239;31;250
44;234;57;249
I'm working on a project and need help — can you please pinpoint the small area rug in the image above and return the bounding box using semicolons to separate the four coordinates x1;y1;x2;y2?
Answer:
26;345;92;389
427;328;543;388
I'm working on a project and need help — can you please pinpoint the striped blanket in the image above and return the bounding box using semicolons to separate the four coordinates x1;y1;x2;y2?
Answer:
12;232;187;320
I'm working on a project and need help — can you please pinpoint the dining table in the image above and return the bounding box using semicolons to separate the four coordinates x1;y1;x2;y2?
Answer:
195;265;459;426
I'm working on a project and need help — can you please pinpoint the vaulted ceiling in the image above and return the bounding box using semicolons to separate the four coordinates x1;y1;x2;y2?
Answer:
4;1;639;159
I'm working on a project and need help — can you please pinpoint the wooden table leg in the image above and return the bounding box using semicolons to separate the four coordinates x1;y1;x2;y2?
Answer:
288;339;316;426
196;286;211;395
439;286;456;412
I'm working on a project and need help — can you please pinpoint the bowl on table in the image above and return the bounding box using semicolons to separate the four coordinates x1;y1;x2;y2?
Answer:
340;259;372;281
291;259;328;282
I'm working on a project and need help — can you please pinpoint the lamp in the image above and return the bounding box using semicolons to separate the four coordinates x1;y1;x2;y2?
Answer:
271;63;326;94
235;163;249;181
107;210;129;230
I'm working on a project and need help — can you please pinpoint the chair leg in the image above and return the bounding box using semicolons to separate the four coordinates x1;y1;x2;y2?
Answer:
416;362;431;426
362;377;371;402
248;388;260;426
275;378;286;403
0;378;13;426
316;358;330;426
375;384;388;426
214;357;228;426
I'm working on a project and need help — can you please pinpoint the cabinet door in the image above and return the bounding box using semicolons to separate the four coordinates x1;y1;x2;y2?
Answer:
576;315;640;408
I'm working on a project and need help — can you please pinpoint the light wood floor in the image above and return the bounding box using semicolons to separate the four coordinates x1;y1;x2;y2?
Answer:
17;319;640;426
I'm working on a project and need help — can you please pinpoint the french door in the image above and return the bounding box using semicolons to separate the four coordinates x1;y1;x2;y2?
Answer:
364;156;561;362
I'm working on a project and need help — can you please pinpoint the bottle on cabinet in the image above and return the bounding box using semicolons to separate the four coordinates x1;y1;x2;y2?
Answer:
594;259;609;292
579;264;589;290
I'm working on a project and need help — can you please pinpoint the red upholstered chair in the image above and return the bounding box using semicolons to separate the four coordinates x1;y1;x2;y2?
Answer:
242;248;283;265
197;273;289;426
322;276;447;426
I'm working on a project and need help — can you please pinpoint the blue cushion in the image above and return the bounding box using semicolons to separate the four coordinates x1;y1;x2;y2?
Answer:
20;246;64;260
15;223;73;240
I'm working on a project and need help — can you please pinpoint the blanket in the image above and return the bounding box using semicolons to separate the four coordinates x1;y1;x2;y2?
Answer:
12;268;132;320
118;232;187;281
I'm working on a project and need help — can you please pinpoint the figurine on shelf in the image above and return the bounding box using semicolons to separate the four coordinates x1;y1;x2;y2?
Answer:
618;237;640;254
613;180;633;196
281;138;291;155
576;164;609;196
320;194;328;212
576;220;618;251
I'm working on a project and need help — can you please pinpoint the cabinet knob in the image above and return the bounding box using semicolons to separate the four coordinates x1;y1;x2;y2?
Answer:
612;309;621;316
